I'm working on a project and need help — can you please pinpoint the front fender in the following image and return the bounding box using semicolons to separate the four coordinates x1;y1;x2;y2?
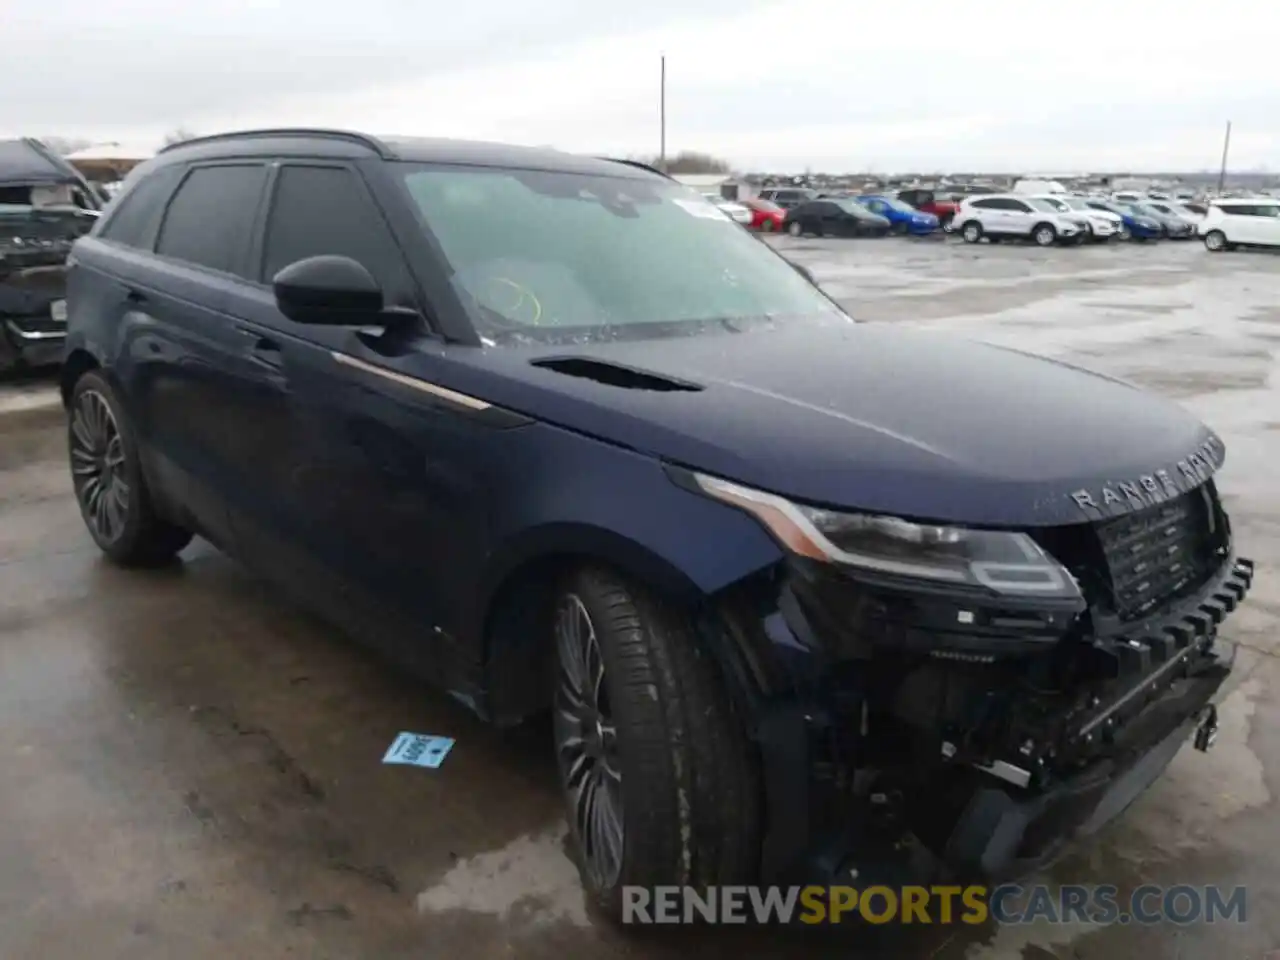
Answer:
464;420;786;721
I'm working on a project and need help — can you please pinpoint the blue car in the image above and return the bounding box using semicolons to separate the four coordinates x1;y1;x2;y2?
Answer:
1084;198;1163;240
63;129;1253;920
857;194;940;234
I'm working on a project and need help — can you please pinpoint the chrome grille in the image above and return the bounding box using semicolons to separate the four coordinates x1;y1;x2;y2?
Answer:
1094;489;1218;621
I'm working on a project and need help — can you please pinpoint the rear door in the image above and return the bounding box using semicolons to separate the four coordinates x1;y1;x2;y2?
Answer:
815;201;846;235
1002;198;1035;236
100;162;270;545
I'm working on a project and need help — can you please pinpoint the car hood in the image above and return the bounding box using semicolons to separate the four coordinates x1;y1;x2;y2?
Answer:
451;324;1219;528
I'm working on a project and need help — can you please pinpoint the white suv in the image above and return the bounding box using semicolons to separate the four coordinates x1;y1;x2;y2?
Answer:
1027;194;1124;240
1200;198;1280;252
956;194;1087;246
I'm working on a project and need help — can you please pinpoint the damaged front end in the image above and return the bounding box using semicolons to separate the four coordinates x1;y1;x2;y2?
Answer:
699;472;1254;885
0;204;95;370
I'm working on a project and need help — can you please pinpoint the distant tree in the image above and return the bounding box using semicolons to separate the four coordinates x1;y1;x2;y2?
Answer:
163;127;197;147
659;151;732;175
37;136;92;156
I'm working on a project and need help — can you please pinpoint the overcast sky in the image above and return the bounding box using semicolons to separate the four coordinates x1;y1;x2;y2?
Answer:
9;0;1278;172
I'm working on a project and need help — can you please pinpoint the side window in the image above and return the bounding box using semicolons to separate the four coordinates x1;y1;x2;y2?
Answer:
97;165;183;250
1217;204;1247;217
1008;199;1032;212
259;165;409;295
155;165;268;275
970;198;996;209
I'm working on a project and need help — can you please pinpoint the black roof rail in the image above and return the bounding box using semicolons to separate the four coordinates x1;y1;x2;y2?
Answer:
157;128;389;157
598;157;674;180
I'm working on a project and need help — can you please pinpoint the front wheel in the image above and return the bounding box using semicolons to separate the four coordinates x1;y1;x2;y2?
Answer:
1033;223;1058;247
1203;230;1227;252
759;218;776;232
1118;223;1131;241
68;371;193;565
553;568;760;921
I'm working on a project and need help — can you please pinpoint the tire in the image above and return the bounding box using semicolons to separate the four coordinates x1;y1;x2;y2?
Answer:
760;218;775;232
890;221;908;236
786;220;802;237
1203;230;1227;252
68;370;193;566
961;220;984;243
1033;223;1058;247
552;567;760;922
1117;223;1131;241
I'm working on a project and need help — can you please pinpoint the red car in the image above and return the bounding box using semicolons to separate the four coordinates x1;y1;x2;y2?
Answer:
743;196;786;231
896;188;961;229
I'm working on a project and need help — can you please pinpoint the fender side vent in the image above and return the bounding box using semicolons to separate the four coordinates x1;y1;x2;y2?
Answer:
530;357;703;392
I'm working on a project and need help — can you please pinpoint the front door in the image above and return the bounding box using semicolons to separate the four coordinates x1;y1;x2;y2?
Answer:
224;161;485;683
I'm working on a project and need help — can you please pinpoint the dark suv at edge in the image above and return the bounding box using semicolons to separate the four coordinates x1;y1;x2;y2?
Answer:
64;129;1254;920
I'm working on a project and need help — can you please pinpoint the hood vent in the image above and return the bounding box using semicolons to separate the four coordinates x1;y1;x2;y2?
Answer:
531;356;703;392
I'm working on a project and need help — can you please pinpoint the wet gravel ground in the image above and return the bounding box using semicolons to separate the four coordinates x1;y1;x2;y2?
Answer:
1;236;1278;959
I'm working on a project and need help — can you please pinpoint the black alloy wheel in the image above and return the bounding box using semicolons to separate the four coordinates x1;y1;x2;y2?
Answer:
70;387;129;544
554;592;625;890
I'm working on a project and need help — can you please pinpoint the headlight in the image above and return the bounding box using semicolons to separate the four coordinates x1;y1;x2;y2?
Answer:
692;473;1081;599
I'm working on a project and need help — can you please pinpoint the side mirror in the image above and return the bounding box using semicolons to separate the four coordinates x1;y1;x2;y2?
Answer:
272;255;384;325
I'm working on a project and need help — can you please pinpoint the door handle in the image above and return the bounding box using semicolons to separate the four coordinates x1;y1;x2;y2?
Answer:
124;288;148;305
236;326;284;371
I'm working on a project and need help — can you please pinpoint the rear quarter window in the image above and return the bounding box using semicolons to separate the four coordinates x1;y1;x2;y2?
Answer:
96;165;183;250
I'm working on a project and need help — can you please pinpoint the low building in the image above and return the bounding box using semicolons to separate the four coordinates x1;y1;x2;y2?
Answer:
671;173;753;201
64;142;156;182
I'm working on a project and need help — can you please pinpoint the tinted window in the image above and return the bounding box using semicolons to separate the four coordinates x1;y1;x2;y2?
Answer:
260;165;407;291
970;198;997;209
155;165;268;274
97;165;182;249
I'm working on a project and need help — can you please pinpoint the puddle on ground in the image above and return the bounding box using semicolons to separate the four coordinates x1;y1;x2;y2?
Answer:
415;824;590;928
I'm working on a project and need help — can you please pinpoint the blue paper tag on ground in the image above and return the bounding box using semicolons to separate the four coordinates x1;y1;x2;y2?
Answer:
382;732;455;769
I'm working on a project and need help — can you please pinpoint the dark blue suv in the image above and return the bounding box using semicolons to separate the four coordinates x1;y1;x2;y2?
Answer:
63;129;1254;919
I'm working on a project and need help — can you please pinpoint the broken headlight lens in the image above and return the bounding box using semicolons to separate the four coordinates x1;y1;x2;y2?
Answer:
692;472;1080;600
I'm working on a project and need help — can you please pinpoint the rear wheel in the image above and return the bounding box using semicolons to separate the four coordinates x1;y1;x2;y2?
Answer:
961;220;984;243
552;567;760;921
68;371;193;565
1203;230;1227;252
786;220;803;237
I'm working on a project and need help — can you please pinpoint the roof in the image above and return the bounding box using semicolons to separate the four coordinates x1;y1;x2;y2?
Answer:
0;138;85;186
1212;196;1280;205
152;128;662;180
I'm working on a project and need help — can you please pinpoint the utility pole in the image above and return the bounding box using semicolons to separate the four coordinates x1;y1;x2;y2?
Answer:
1216;121;1232;196
659;54;667;172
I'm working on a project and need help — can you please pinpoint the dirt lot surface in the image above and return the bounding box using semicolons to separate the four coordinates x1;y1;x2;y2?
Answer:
1;236;1277;959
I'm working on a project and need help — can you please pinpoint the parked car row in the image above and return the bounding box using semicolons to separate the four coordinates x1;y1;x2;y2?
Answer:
952;192;1210;246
